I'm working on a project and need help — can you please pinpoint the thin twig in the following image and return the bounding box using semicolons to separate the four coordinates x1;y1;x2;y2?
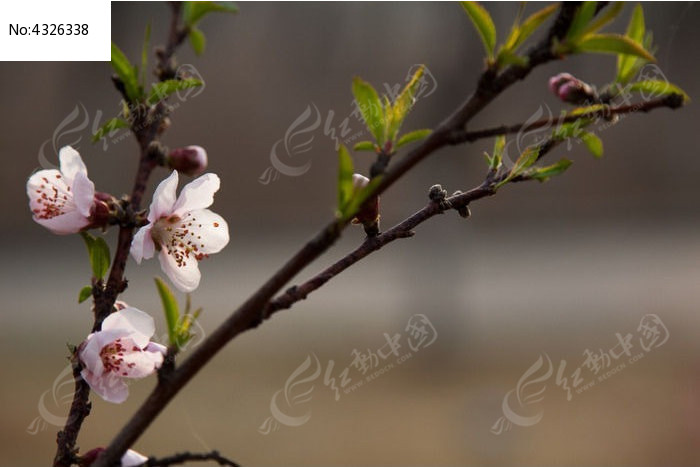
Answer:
448;93;686;144
145;450;240;467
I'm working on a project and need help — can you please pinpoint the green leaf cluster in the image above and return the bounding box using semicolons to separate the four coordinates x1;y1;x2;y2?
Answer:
460;2;558;68
351;66;431;153
555;2;655;64
155;277;201;349
183;2;238;55
496;145;540;188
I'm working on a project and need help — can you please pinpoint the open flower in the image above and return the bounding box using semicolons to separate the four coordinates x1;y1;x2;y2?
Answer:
79;307;166;404
130;171;229;292
27;146;95;234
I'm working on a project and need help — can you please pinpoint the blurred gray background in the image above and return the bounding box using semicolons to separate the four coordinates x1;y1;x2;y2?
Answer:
1;2;700;465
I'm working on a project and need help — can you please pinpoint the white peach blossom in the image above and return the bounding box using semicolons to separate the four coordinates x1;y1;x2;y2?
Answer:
130;171;229;292
79;307;166;404
27;146;95;234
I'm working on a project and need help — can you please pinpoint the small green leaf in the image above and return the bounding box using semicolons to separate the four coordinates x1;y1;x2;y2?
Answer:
496;50;529;68
92;117;129;143
81;232;111;280
504;3;558;52
189;27;206;55
582;2;624;36
460;1;497;60
577;33;654;62
352;77;385;145
526;158;573;182
388;66;425;143
155;277;180;346
147;78;203;105
184;1;238;26
565;2;598;42
486;135;505;170
111;42;141;102
140;23;151;87
337;145;355;214
627;80;690;102
617;4;647;84
496;146;540;188
78;286;93;304
353;141;377;152
396;129;432;149
579;131;603;158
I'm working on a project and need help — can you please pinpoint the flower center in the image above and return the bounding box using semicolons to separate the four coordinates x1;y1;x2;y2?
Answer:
151;213;209;268
100;338;139;376
31;174;74;219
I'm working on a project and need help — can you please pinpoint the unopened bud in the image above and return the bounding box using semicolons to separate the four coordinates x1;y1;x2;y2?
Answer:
167;145;208;176
87;192;117;229
351;174;380;234
79;447;104;466
548;73;596;105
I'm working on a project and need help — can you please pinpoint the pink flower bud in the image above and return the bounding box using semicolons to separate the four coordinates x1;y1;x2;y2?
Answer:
548;72;575;95
167;145;208;176
548;72;596;105
79;447;104;466
87;192;117;230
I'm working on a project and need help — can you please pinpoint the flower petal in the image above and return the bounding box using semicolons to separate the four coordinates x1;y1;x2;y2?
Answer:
145;342;168;356
148;171;179;222
58;146;87;186
118;345;164;379
130;226;155;264
121;450;149;467
72;171;95;218
34;209;89;235
158;247;201;292
172;173;220;217
101;307;155;348
82;368;129;403
188;209;230;254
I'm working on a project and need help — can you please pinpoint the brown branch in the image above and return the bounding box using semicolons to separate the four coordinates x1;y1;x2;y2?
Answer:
52;6;189;467
448;93;686;144
93;6;588;465
145;450;240;467
156;3;189;81
267;183;494;315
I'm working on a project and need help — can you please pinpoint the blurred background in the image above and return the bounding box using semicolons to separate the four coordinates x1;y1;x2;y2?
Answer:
1;2;700;465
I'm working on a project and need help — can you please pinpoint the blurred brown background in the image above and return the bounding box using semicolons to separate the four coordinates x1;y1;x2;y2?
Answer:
1;2;700;465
